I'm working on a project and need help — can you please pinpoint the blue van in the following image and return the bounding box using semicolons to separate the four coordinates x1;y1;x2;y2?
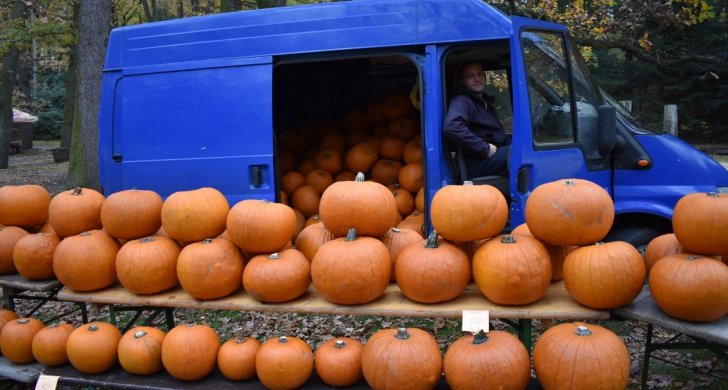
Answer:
99;0;728;248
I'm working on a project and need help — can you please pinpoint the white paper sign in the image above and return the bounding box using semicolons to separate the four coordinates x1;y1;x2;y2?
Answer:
462;310;489;332
35;375;60;390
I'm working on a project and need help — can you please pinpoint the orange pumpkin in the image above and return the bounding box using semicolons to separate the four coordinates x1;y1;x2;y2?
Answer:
291;185;321;217
31;322;75;366
378;136;405;161
281;171;307;197
306;169;334;195
256;336;313;389
403;137;423;164
511;223;573;281
117;326;166;375
345;142;379;174
315;337;364;387
397;163;423;192
177;238;244;300
66;322;122;374
48;187;106;238
294;222;334;262
162;324;220;381
0;318;45;363
644;233;683;272
0;225;29;275
672;192;728;255
217;333;261;381
53;230;120;291
227;199;297;253
382;91;414;119
100;189;163;240
0;184;51;228
243;249;311;303
388;184;415;217
396;210;425;238
116;236;181;295
371;159;402;186
387;115;418;140
431;182;508;242
12;232;60;280
381;227;422;281
161;187;229;243
314;149;343;175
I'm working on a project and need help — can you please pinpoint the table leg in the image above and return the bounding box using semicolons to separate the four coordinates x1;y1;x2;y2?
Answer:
519;319;532;352
641;322;654;390
2;286;18;311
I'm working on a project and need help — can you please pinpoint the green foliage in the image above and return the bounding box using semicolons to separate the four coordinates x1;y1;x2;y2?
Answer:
33;69;66;140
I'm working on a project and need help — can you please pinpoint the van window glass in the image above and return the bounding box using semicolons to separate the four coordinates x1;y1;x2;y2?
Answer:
521;31;575;145
484;69;513;134
567;38;604;158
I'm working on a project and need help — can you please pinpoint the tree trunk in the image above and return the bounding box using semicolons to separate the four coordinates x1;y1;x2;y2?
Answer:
69;0;112;189
61;2;79;149
139;0;152;21
257;0;286;8
177;0;184;18
0;1;25;169
17;47;34;150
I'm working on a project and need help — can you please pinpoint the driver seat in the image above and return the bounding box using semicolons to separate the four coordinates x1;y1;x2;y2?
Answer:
444;139;510;199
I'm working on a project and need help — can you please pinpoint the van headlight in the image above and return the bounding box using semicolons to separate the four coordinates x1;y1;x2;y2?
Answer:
718;187;728;193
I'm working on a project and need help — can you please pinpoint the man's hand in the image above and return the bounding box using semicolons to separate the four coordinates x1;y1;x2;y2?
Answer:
487;143;497;158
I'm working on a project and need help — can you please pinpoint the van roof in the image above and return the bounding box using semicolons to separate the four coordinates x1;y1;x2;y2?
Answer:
105;0;512;69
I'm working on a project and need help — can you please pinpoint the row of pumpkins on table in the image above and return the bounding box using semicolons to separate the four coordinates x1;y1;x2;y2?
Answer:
0;307;632;390
0;175;727;321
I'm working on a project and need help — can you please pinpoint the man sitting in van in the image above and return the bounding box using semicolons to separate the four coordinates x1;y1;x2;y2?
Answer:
443;61;510;178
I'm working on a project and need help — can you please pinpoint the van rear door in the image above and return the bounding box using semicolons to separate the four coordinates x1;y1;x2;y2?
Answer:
508;17;612;226
109;57;275;205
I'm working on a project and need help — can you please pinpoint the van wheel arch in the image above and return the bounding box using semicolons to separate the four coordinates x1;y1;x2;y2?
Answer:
604;213;671;255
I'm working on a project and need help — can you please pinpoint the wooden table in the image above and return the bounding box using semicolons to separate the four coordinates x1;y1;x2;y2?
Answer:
613;286;728;389
0;274;87;323
0;357;43;384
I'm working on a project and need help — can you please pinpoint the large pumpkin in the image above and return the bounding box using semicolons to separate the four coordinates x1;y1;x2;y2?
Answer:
294;222;334;261
161;187;229;243
66;322;122;374
311;228;391;305
13;232;61;280
319;172;398;238
217;333;261;381
117;326;166;375
101;189;163;240
0;225;29;275
256;336;313;390
525;178;614;245
116;236;181;295
563;241;646;309
53;230;120;291
31;322;75;367
243;249;311;303
672;192;728;255
533;322;630;390
431;182;508;242
48;187;106;238
511;223;573;281
473;234;552;305
314;337;364;387
0;184;51;228
176;238;244;300
444;330;531;390
0;318;45;363
362;328;442;390
161;324;220;381
226;199;296;253
395;232;470;303
644;233;683;272
649;254;728;322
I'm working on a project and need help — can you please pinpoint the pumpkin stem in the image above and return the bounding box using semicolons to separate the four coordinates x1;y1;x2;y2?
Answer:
80;231;92;237
575;326;592;336
278;336;289;343
707;192;719;197
345;228;357;242
463;181;474;187
17;319;29;324
425;231;439;249
71;187;83;195
500;234;516;244
202;238;214;244
390;228;401;234
355;172;366;182
564;179;576;186
140;236;155;243
261;199;271;204
395;328;410;340
473;330;489;345
335;340;346;349
595;241;604;246
686;255;700;261
134;330;147;338
88;325;99;331
235;328;246;343
268;253;280;260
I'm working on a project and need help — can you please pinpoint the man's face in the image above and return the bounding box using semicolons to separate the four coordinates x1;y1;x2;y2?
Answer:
461;63;486;94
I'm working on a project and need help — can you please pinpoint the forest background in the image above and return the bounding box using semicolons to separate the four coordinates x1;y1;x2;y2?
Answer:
0;0;726;188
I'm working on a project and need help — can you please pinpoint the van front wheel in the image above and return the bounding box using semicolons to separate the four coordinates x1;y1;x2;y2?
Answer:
604;226;662;256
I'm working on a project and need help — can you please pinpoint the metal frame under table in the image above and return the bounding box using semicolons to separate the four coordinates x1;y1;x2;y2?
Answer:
0;274;87;323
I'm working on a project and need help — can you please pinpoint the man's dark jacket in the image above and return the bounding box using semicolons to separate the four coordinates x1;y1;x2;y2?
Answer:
443;90;508;163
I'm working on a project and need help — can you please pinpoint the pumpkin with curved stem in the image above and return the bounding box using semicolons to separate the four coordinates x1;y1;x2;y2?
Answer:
395;231;470;303
161;187;229;243
117;326;166;375
511;223;573;281
563;241;646;309
243;249;311;303
177;238;244;300
649;254;728;322
227;199;297;253
116;236;181;295
48;187;106;238
0;318;45;363
444;330;530;390
381;227;422;281
319;172;398;238
315;337;363;387
533;322;630;390
362;328;442;390
162;324;220;381
525;178;614;245
473;234;551;305
217;332;261;381
672;192;728;255
100;189;163;240
0;184;51;228
0;225;28;275
13;232;61;280
31;322;75;366
312;228;391;305
431;182;508;242
66;322;122;374
53;230;120;291
256;336;313;390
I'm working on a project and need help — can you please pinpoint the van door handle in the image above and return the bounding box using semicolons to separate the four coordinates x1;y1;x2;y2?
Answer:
251;166;262;188
112;154;122;162
517;166;531;194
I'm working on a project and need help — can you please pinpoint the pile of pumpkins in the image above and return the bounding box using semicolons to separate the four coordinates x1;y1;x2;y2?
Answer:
0;306;632;390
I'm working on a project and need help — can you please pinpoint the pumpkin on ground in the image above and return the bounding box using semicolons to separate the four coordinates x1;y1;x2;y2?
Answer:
533;322;630;390
13;232;61;280
31;322;75;366
444;330;531;390
66;322;122;374
0;184;51;228
243;249;311;303
395;231;470;303
525;178;614;245
0;318;45;364
311;228;391;305
362;328;442;390
0;225;29;275
649;254;728;322
227;199;297;253
314;337;364;387
101;189;163;240
672;192;728;255
115;236;181;295
256;336;313;390
161;187;229;243
473;235;551;305
176;238;244;300
217;333;261;381
430;181;508;242
53;230;120;292
117;326;166;375
563;241;646;309
162;324;220;381
48;187;106;238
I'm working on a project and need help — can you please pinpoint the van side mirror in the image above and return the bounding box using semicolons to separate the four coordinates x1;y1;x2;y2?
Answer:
598;105;616;156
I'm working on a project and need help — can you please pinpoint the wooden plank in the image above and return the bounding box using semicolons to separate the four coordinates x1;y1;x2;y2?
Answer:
58;282;608;320
0;357;43;384
613;287;728;346
0;274;60;292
